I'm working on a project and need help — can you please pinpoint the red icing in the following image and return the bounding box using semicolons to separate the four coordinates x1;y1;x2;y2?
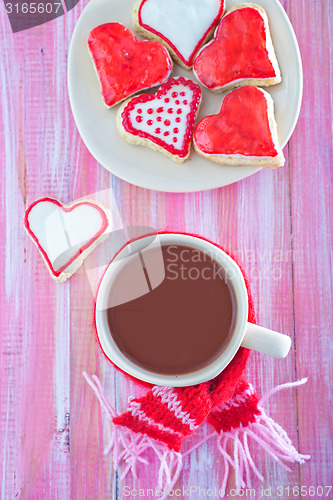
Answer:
121;77;201;158
193;7;277;89
24;198;109;278
138;0;225;68
193;86;278;157
88;23;172;107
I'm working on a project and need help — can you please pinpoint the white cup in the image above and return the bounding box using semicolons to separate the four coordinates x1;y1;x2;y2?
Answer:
95;233;291;387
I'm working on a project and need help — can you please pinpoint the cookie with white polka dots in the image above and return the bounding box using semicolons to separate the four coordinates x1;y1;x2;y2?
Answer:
116;77;202;163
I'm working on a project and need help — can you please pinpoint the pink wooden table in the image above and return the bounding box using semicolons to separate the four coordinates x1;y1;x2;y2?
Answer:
1;0;332;498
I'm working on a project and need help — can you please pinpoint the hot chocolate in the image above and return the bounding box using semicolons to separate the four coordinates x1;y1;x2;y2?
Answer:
107;244;236;375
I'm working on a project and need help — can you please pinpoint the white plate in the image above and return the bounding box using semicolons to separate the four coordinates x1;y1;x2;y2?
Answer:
68;0;302;192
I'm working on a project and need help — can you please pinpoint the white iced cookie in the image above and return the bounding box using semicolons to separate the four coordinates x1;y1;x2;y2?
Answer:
117;76;202;163
24;197;112;282
132;0;225;69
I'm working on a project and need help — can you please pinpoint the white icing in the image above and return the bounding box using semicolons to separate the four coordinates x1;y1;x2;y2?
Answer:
27;201;107;272
140;0;222;62
128;83;195;150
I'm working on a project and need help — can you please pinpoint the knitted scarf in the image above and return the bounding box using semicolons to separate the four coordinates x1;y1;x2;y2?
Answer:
84;234;309;498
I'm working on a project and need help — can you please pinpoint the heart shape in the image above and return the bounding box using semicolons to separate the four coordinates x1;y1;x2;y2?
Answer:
88;23;172;108
193;4;281;91
135;0;225;68
193;86;284;167
118;77;202;162
25;198;111;281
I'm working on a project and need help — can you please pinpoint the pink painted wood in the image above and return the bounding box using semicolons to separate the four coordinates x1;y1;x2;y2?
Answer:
0;0;332;498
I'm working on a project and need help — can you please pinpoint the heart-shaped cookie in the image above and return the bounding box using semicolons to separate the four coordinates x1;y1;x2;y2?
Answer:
193;4;281;92
117;77;202;163
193;86;284;167
133;0;225;69
88;23;173;108
24;198;112;282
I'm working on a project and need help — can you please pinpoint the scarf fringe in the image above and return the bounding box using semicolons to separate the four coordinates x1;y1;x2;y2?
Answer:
215;405;310;496
108;425;182;499
83;372;309;498
83;372;182;499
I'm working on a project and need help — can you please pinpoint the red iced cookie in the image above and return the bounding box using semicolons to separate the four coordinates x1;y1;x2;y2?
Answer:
88;23;173;108
193;86;284;167
24;197;112;282
193;4;281;92
117;77;202;163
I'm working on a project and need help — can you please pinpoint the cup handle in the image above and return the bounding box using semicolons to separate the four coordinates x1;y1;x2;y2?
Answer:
241;322;291;358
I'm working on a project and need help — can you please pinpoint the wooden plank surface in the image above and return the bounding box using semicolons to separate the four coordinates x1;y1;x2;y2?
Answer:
0;0;332;498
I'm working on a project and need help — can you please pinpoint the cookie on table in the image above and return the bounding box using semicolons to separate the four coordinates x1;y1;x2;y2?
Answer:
193;3;281;92
117;77;202;163
24;197;112;282
132;0;225;69
88;23;172;108
193;86;285;168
